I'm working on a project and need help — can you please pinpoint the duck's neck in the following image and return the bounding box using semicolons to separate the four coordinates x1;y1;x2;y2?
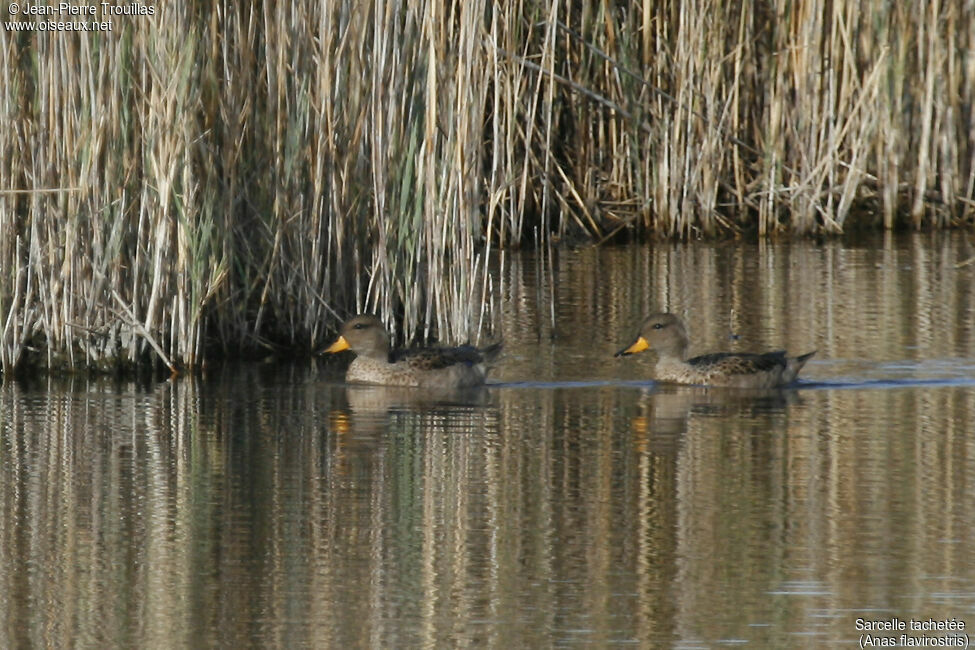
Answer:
358;344;392;362
658;337;690;363
361;332;393;362
364;349;392;363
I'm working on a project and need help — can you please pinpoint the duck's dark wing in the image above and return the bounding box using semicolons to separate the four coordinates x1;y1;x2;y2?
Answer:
390;345;487;370
687;351;787;375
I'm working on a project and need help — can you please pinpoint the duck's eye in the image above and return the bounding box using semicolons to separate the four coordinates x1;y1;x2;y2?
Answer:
652;323;664;330
353;323;367;330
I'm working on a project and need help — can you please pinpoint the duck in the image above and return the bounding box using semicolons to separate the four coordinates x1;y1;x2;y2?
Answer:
323;314;502;388
615;312;815;388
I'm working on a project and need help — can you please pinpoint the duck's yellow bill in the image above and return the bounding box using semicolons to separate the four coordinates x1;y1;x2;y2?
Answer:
324;336;350;354
615;336;650;357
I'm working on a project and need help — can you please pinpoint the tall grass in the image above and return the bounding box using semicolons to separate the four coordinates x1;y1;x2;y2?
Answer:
1;1;973;372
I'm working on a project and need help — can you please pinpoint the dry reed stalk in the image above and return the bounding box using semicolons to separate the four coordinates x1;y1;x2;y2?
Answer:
1;0;974;374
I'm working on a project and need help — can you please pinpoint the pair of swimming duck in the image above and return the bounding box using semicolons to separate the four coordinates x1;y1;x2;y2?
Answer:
325;313;816;389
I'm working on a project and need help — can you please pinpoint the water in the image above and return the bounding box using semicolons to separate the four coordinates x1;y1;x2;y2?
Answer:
2;233;974;648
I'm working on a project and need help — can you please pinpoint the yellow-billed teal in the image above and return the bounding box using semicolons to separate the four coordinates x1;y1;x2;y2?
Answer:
324;314;501;388
615;312;815;388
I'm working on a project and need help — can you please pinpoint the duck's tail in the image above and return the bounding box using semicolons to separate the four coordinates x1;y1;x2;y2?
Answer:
779;350;816;385
479;341;504;363
794;350;816;369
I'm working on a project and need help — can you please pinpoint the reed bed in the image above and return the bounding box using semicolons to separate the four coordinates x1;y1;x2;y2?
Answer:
1;1;973;372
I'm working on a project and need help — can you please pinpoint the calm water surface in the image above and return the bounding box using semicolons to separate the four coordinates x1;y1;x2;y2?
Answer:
2;233;974;648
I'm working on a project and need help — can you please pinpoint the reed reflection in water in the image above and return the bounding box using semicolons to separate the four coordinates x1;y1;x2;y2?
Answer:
2;233;974;648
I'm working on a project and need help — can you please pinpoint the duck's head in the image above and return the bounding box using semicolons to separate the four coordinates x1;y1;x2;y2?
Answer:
615;312;689;360
324;314;391;360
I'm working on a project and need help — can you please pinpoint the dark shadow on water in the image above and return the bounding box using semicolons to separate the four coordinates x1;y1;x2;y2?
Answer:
796;377;975;390
493;376;975;391
488;379;653;389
